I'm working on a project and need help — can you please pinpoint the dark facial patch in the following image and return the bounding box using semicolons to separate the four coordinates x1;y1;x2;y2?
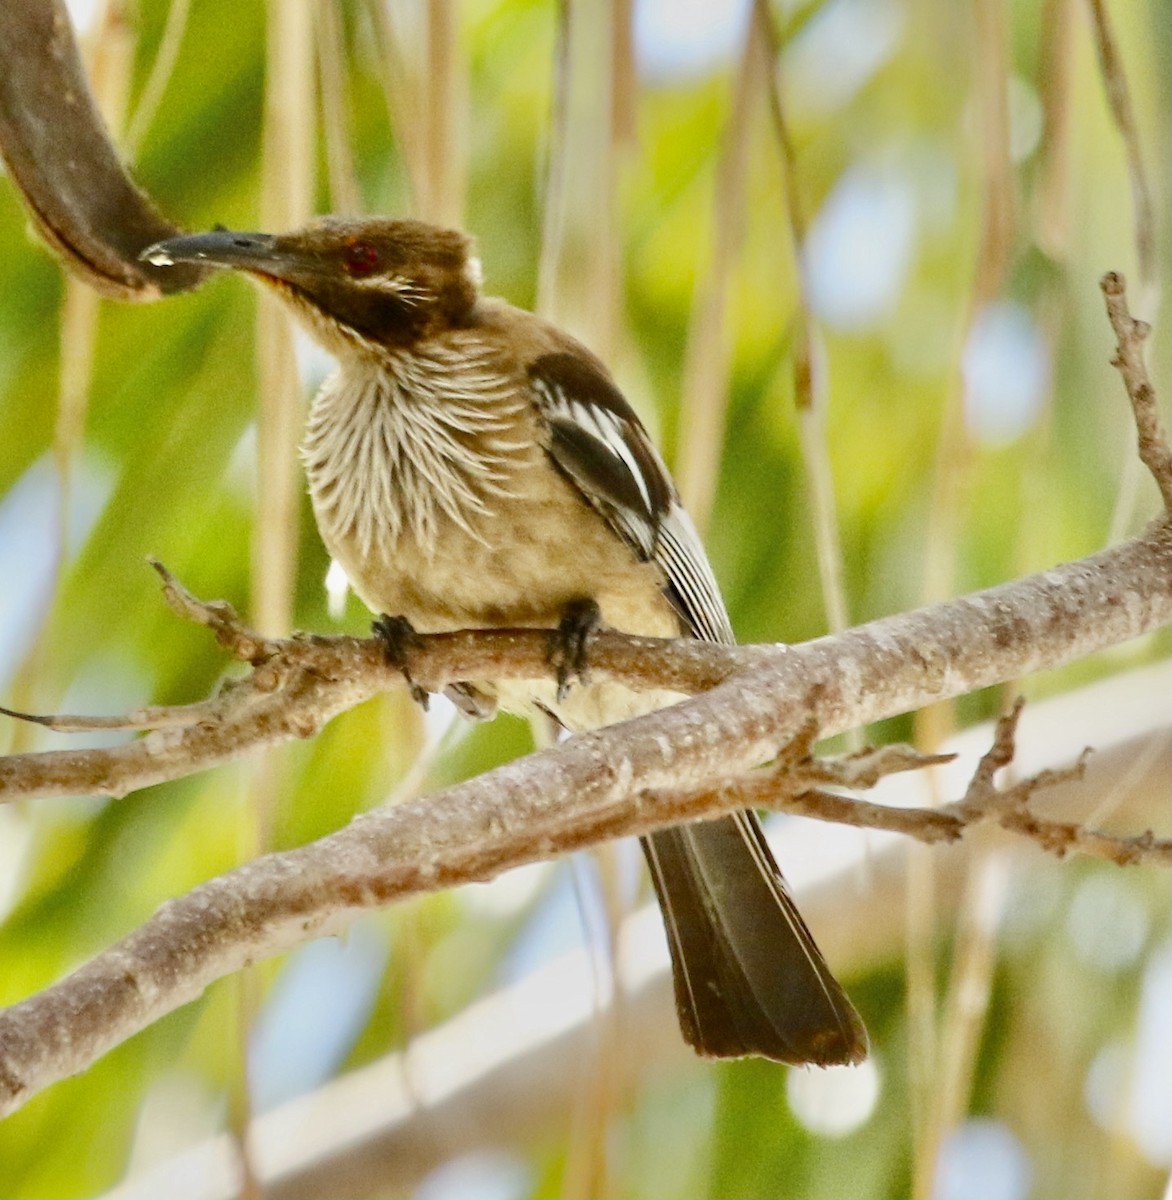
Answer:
268;218;479;346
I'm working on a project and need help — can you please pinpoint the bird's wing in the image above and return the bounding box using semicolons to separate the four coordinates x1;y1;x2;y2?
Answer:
528;350;734;646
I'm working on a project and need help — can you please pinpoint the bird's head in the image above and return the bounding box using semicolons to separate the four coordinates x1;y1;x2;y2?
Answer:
142;217;482;352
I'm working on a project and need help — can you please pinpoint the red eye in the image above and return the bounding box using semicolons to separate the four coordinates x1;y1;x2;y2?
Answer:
343;242;380;278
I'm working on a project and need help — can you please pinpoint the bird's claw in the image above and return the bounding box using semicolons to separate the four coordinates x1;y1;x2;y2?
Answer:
548;598;601;703
373;614;429;709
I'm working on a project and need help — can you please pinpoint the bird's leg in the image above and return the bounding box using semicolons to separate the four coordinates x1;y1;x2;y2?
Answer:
548;597;602;703
372;614;429;709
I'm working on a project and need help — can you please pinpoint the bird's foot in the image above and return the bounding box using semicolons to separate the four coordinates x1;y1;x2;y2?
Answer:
372;614;429;709
548;598;602;703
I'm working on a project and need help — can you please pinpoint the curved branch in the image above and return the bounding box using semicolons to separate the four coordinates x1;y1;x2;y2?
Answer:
0;0;207;297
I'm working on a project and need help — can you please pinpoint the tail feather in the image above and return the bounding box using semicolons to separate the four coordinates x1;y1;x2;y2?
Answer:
641;811;867;1065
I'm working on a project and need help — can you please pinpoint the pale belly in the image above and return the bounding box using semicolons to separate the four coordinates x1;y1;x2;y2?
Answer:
320;479;679;637
315;472;687;729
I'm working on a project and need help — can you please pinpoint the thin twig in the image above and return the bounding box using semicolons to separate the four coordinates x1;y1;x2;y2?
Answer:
755;0;855;670
0;698;224;733
654;708;1169;867
1101;272;1172;512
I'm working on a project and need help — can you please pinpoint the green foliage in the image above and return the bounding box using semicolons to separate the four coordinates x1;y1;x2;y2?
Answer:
0;0;1168;1196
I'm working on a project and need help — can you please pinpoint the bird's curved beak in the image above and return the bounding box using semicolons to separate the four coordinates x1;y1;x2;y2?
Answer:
140;230;291;277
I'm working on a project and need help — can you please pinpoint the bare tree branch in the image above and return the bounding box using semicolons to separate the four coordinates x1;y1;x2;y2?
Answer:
1102;271;1172;510
1;513;1168;803
79;676;1172;1200
648;703;1170;867
0;0;207;297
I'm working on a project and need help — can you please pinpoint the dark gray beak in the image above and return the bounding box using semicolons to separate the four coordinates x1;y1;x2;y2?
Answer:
140;230;285;273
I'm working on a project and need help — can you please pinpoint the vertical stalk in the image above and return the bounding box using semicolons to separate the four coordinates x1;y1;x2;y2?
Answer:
56;3;132;596
254;0;314;641
675;15;766;529
911;1;1015;1193
542;7;633;1193
536;0;573;318
317;0;362;215
755;0;856;728
124;0;192;155
228;2;316;1189
422;0;463;226
367;0;426;214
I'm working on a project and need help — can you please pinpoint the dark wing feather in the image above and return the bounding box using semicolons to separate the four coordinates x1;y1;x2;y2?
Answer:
529;351;732;644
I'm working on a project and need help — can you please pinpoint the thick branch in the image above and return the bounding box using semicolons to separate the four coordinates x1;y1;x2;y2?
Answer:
2;518;1169;802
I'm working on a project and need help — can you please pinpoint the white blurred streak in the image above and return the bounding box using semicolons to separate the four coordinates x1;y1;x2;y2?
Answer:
290;325;334;392
962;301;1050;445
633;0;750;81
125;1073;222;1181
1086;953;1172;1168
869;659;1170;809
1007;76;1043;163
805;164;917;330
1084;1040;1127;1132
0;453;111;690
0;806;32;922
970;852;1011;940
63;0;103;36
249;920;390;1113
784;0;904;118
1130;942;1172;1164
1066;873;1149;973
933;1118;1033;1200
462;861;553;920
324;558;351;619
412;1151;530;1200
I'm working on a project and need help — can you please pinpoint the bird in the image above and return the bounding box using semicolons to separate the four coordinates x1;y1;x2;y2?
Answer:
143;217;867;1066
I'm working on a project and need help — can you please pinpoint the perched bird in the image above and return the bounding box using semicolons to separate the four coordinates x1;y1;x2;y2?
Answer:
144;218;867;1065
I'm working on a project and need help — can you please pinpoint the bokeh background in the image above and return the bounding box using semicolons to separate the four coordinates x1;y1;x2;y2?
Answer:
0;0;1169;1197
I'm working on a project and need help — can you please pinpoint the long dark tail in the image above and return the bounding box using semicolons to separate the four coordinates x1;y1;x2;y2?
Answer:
641;810;867;1064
